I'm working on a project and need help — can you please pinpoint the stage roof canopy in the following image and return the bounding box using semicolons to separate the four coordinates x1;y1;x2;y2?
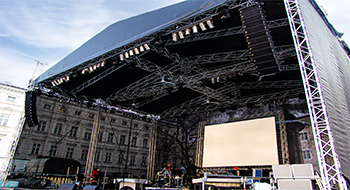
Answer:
33;0;341;118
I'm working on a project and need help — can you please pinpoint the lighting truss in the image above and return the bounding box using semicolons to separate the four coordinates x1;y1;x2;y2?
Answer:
161;85;304;118
164;18;289;46
284;0;347;189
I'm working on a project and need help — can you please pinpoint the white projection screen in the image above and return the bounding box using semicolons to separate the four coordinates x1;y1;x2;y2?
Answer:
202;117;279;167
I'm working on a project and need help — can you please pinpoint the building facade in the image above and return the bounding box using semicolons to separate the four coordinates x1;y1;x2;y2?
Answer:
0;83;26;181
14;93;151;178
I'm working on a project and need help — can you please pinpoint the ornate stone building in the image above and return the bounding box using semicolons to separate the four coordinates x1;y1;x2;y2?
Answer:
14;93;151;178
0;83;26;181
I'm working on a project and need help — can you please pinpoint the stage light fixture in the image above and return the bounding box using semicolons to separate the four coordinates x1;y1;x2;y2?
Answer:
216;77;220;82
51;81;56;86
93;65;97;70
211;78;215;83
65;75;70;81
144;44;150;50
89;66;93;72
101;61;105;67
192;25;198;33
120;53;124;61
199;22;207;31
134;48;140;54
140;45;145;52
172;33;177;41
206;20;214;29
185;28;191;35
129;50;134;56
124;52;129;59
178;31;184;39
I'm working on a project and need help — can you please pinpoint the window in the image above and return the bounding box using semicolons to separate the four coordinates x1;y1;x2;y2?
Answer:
81;149;88;160
131;137;137;146
66;147;74;158
122;120;127;125
302;149;312;160
88;114;94;118
43;104;51;109
119;135;126;145
48;145;57;156
95;150;100;161
84;132;91;140
105;152;112;162
141;156;147;166
7;96;16;102
300;131;309;142
118;153;124;164
142;139;148;148
110;118;116;123
0;114;10;126
133;123;138;128
59;107;66;113
107;133;114;143
53;123;62;134
36;121;47;132
130;155;136;165
74;110;81;116
31;143;41;155
98;132;103;142
69;126;78;137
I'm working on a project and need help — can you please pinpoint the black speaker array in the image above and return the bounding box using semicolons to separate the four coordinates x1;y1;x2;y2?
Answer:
25;91;39;127
240;4;281;75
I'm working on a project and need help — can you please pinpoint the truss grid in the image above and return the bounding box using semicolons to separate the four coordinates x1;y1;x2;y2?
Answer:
284;0;347;189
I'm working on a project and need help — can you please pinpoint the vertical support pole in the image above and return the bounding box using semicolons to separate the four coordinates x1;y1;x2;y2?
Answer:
278;111;289;164
195;121;205;168
125;118;133;176
283;0;347;189
84;110;101;182
147;120;157;181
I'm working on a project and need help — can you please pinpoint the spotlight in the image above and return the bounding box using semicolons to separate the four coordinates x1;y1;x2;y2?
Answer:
144;44;150;50
140;45;145;52
120;53;124;61
101;61;105;67
134;48;140;55
211;78;215;83
216;77;220;83
89;66;93;72
206;20;214;29
172;33;177;41
199;22;207;31
192;25;198;33
124;52;129;59
178;31;184;39
65;75;70;81
129;50;134;56
185;28;191;35
51;81;56;86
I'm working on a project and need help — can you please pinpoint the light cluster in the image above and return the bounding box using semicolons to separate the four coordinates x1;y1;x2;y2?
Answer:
119;43;150;61
172;19;214;42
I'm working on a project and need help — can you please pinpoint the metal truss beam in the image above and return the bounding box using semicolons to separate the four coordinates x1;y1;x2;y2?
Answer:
72;63;126;94
162;87;304;117
160;0;251;35
164;18;289;46
284;0;347;189
237;80;303;89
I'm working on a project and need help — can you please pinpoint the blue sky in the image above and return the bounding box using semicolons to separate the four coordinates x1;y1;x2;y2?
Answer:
0;0;349;89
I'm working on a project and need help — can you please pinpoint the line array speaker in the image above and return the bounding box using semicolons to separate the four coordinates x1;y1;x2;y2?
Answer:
240;4;281;75
25;91;39;127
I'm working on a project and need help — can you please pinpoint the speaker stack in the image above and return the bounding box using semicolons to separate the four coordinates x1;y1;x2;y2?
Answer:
240;4;281;75
25;91;39;127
